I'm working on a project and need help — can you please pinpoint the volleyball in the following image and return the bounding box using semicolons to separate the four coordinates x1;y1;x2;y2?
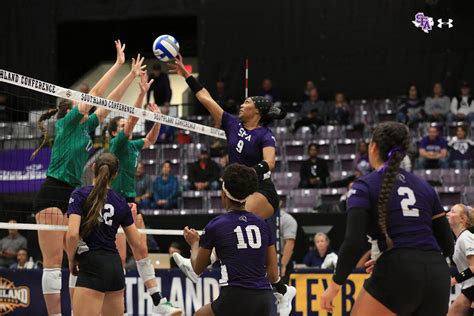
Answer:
152;35;180;62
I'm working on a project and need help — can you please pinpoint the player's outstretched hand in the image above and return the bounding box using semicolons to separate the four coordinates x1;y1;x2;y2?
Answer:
115;40;126;65
365;259;376;274
148;102;161;114
139;72;154;94
183;226;200;245
131;54;146;77
69;258;79;276
168;54;190;78
320;280;341;312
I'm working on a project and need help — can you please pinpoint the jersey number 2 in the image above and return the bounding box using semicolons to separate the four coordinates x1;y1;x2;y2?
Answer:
102;204;115;226
234;225;262;249
398;187;419;217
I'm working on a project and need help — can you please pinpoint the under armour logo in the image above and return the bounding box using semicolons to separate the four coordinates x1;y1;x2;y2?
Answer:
412;12;434;33
437;18;453;28
238;215;248;222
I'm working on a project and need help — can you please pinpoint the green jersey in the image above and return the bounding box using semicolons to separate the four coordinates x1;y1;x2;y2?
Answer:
47;106;99;187
110;130;145;198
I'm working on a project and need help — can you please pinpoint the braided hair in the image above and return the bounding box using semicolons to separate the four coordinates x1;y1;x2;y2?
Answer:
30;99;73;160
372;122;410;249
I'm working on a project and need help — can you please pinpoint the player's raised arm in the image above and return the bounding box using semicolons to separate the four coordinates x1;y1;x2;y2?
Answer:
94;54;147;123
169;54;224;127
143;103;161;149
123;72;154;138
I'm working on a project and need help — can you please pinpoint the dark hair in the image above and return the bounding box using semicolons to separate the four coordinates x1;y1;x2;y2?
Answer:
307;143;318;151
81;153;119;238
372;122;410;250
222;164;258;202
250;96;287;126
107;116;125;138
17;248;28;253
169;241;182;250
162;160;172;168
31;99;73;160
457;125;467;134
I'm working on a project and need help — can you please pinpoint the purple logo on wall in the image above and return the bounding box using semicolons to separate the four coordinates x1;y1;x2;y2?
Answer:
412;13;434;33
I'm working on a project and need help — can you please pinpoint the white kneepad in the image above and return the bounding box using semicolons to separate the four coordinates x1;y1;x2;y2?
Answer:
136;257;155;283
42;268;62;294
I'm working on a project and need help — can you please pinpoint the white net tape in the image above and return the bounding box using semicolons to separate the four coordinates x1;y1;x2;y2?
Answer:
0;222;200;236
0;69;226;139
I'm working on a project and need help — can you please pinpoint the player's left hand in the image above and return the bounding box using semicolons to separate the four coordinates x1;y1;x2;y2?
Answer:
69;259;79;276
131;54;146;77
139;72;154;94
183;226;200;245
320;280;341;312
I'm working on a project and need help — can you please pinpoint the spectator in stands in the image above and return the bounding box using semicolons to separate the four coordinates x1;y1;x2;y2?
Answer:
353;141;371;175
156;104;176;144
303;232;338;269
301;80;316;101
397;84;425;125
256;78;281;102
219;153;229;169
9;248;36;269
185;150;221;191
152;161;179;209
280;210;298;284
299;143;329;189
448;126;474;169
212;79;236;114
147;63;172;106
293;88;326;134
448;82;474;123
210;139;227;158
135;162;153;209
424;82;450;122
416;126;449;169
0;220;27;268
327;92;350;125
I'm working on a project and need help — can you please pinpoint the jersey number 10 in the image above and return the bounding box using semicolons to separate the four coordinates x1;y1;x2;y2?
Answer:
234;225;262;249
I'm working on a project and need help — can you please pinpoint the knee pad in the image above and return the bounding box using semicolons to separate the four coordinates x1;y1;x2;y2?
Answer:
136;257;155;283
42;268;62;294
68;272;77;289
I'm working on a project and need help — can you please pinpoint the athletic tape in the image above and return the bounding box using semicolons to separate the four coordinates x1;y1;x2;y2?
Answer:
0;69;226;139
0;222;201;236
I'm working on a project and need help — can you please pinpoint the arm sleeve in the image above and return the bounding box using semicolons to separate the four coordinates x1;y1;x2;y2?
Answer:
61;106;84;129
220;111;238;132
131;139;145;151
432;215;454;257
110;130;128;151
431;187;445;217
346;180;371;210
261;131;277;149
66;189;86;217
199;221;216;249
267;221;276;246
333;207;370;285
164;75;171;102
120;204;134;228
282;215;297;240
83;113;99;133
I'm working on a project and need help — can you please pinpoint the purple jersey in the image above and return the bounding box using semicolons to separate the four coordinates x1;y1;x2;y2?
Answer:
221;112;276;168
347;169;444;252
67;186;134;254
200;210;275;290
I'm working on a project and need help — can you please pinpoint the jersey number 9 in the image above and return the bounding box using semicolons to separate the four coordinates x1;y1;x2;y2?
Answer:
236;140;244;153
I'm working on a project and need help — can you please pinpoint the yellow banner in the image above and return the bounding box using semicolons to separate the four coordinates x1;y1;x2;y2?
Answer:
289;273;369;316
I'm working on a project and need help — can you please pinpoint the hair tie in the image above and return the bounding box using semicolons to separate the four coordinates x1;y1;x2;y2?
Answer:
222;182;247;204
379;146;405;173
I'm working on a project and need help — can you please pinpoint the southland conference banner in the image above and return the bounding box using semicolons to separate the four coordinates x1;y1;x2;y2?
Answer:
0;269;463;315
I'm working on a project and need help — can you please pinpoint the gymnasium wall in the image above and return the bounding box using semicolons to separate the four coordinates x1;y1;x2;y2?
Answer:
2;0;474;107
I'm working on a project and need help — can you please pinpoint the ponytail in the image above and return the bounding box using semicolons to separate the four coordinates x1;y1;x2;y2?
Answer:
80;153;119;238
372;122;410;251
30;108;59;160
30;100;73;160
